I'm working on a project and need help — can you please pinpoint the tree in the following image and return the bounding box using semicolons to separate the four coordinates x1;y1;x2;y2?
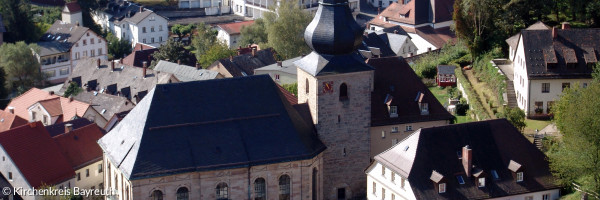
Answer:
63;81;82;97
192;22;218;61
498;107;526;132
282;82;297;96
106;33;132;59
0;0;37;43
239;18;268;47
198;42;236;68
151;39;190;68
262;0;312;59
453;0;498;58
548;82;600;194
171;24;195;42
0;42;44;91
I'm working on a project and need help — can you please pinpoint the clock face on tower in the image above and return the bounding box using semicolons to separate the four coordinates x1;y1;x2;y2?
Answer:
322;81;334;94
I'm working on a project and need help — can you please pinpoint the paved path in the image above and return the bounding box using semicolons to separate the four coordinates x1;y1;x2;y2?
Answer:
494;59;518;108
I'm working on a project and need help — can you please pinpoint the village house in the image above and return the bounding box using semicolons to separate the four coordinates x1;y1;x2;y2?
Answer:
61;2;83;26
231;0;359;19
366;119;561;199
122;43;158;68
506;22;597;117
153;60;222;81
254;57;302;85
0;121;105;200
0;109;27;132
71;91;135;128
363;29;418;58
36;20;107;83
216;20;254;48
436;65;457;87
58;58;179;104
367;0;455;55
92;2;168;47
207;47;277;77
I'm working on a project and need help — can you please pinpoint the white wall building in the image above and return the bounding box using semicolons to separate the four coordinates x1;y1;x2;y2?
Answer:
92;2;168;48
231;0;359;19
508;22;596;117
216;20;254;48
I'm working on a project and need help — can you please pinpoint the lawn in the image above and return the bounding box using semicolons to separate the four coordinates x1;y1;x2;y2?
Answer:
428;86;471;124
524;119;552;135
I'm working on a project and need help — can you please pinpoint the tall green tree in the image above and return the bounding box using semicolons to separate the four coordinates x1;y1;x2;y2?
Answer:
106;33;132;59
498;107;526;132
0;42;44;91
262;0;312;59
171;24;195;42
198;42;236;68
192;22;218;61
151;39;190;67
0;0;37;43
453;0;499;58
548;82;600;194
239;18;268;47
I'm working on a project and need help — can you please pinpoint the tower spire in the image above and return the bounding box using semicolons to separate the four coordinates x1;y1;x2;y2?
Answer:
304;0;363;55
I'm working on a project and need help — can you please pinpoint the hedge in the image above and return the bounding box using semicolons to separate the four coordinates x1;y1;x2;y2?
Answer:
455;67;491;120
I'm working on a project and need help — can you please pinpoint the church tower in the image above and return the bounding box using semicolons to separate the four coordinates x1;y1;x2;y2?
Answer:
295;0;374;198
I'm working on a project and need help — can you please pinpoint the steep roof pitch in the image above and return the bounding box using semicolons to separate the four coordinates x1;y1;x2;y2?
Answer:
0;110;27;133
215;48;278;77
63;2;81;13
369;0;454;28
154;60;220;82
122;47;158;68
375;119;560;199
217;20;255;35
52;124;105;169
0;122;75;187
103;2;165;24
6;88;89;121
414;26;455;48
72;91;135;121
359;32;397;58
507;21;550;49
520;27;600;79
367;57;454;126
98;75;325;180
41;20;90;46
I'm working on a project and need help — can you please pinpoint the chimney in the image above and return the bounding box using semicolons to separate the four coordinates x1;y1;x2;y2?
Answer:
140;44;143;50
552;27;558;39
7;107;14;114
251;48;257;57
195;63;200;69
111;61;115;71
97;59;101;68
69;96;73;102
139;5;143;12
177;60;181;65
49;91;55;95
65;123;73;133
142;61;147;78
562;22;570;30
394;30;398;34
462;145;473;177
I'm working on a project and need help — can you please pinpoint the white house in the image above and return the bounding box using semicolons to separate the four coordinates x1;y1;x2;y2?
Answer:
366;119;561;200
92;2;168;48
36;20;107;83
231;0;359;19
507;22;597;117
216;20;254;48
254;56;301;85
61;2;83;26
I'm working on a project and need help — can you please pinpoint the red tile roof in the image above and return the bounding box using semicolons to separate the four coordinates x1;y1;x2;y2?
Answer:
52;124;104;169
0;122;75;187
38;98;63;116
123;47;158;68
217;20;255;35
276;84;298;105
6;88;90;122
64;2;81;13
133;43;155;51
0;110;27;132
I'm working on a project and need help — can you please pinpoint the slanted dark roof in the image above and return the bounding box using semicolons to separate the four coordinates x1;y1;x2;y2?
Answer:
215;48;277;77
98;75;325;180
45;118;94;137
414;26;456;48
519;27;599;79
359;32;397;58
437;65;456;75
217;20;254;35
367;57;454;126
295;51;374;76
0;122;75;187
72;91;135;121
154;60;219;81
122;47;158;68
375;119;560;199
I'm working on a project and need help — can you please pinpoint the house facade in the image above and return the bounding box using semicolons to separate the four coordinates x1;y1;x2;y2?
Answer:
436;65;456;87
92;2;168;47
366;119;561;200
254;57;302;85
216;20;254;48
508;22;597;117
36;20;108;83
231;0;359;19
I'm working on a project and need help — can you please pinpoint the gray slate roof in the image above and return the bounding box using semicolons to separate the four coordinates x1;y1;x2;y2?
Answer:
38;20;92;56
437;65;456;75
102;2;164;24
98;75;325;180
254;56;302;75
153;60;219;82
295;51;374;76
59;58;176;103
37;41;71;56
72;91;135;121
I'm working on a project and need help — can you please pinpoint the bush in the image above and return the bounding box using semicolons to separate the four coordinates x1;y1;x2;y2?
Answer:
456;104;469;116
412;41;469;78
455;67;491;120
472;49;506;105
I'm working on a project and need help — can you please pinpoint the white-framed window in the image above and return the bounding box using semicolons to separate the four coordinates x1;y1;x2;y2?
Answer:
381;188;385;200
391;172;395;183
438;183;446;193
542;194;550;200
516;172;523;182
142;27;147;33
91;38;94;44
151;26;155;32
83;51;88;57
401;177;405;189
83;39;87;46
390;106;397;117
143;38;147;43
159;25;163;31
405;125;413;131
477;178;485;187
275;74;280;80
91;49;95;57
151;37;155;43
159;37;163;42
59;68;69;76
98;48;103;55
391;126;398;133
372;182;376;195
381;165;385;176
8;172;12;180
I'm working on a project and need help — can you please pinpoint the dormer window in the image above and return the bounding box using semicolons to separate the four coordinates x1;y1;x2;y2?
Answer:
508;160;524;182
438;183;446;193
419;103;429;115
430;170;446;194
390;106;397;117
478;178;485;187
516;172;523;182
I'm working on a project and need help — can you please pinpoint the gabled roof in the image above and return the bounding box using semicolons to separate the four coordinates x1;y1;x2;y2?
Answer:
374;119;559;199
59;58;176;102
214;48;277;77
6;88;89;122
122;46;158;68
367;57;453;126
414;26;455;48
72;91;135;121
52;124;105;169
98;75;325;180
369;0;454;28
154;60;220;82
63;2;81;13
255;56;302;75
0;110;27;133
437;65;456;75
102;2;165;24
295;51;374;76
507;21;550;49
217;20;254;35
0;122;75;187
518;26;599;79
40;20;91;48
358;32;397;58
45;118;94;137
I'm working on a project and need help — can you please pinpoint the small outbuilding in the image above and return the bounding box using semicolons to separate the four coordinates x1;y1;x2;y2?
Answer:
436;65;457;87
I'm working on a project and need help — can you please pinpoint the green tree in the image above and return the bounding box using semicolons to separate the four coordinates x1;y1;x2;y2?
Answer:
106;32;132;59
192;22;218;61
498;107;526;132
151;39;189;68
63;81;82;97
239;18;268;47
198;42;236;68
0;42;44;91
282;82;297;96
32;6;62;24
171;24;195;42
453;0;498;59
0;0;37;43
548;82;600;194
262;0;312;59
